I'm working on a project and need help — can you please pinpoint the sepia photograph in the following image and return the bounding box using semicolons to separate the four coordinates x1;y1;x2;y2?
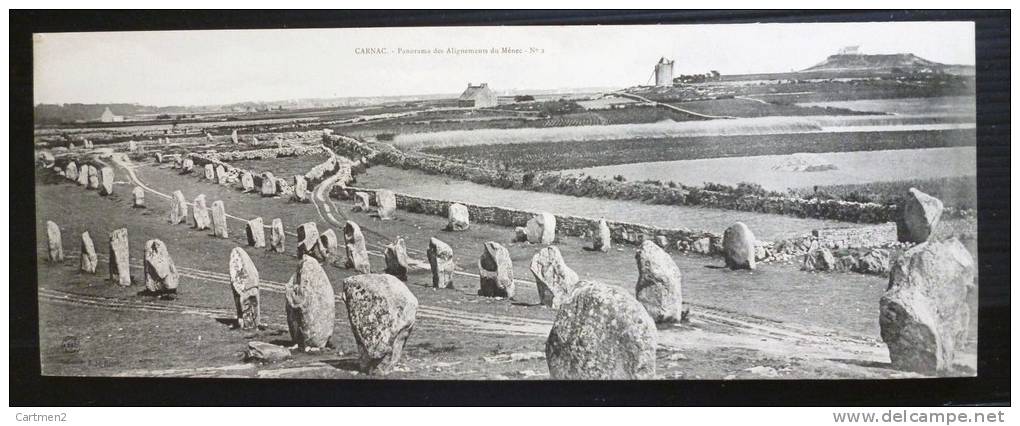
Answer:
24;14;993;388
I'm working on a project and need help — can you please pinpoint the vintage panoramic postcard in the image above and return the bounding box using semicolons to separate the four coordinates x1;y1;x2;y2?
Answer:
33;22;977;380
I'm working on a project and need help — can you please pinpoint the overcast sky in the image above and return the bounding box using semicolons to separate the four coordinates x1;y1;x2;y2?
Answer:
34;21;975;106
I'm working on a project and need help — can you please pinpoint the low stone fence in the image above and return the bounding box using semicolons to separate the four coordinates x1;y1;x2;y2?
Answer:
184;145;353;197
323;134;899;224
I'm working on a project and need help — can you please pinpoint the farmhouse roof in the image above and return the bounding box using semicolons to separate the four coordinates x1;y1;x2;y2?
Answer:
459;83;493;100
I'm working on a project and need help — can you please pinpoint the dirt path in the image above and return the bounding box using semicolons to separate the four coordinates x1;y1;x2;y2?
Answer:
615;91;738;119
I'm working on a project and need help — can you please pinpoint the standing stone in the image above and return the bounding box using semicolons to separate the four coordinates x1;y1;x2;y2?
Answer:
108;228;131;286
86;165;100;189
802;247;836;272
169;190;188;225
46;221;63;262
246;217;266;248
260;172;277;197
98;167;115;195
216;165;228;185
546;281;657;379
285;256;335;349
132;186;145;208
341;274;418;374
343;221;371;273
79;231;98;273
204;164;215;181
353;192;371;212
155;152;164;163
173;157;183;169
513;226;529;242
478;241;514;298
144;239;179;293
897;188;944;243
317;229;341;266
376;189;396;220
654;235;669;248
231;129;239;144
191;194;211;230
269;218;286;253
128;140;137;151
447;203;470;231
211;200;229;238
66;162;79;181
427;237;455;289
241;172;255;192
723;222;756;270
880;239;974;374
182;158;194;173
296;222;319;258
76;165;89;186
635;240;684;324
251;136;259;145
384;237;409;281
229;247;261;330
592;218;611;252
293;175;309;202
526;212;556;244
530;246;580;308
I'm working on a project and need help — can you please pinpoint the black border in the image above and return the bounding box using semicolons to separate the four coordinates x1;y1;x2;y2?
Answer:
10;10;1010;406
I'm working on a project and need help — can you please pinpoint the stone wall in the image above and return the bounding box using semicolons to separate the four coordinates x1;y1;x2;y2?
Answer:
186;145;353;196
323;134;899;224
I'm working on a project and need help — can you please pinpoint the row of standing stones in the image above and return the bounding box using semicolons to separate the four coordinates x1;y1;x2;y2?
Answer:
45;154;968;377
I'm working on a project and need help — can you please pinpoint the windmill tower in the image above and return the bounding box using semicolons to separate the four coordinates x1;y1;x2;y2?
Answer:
654;57;675;87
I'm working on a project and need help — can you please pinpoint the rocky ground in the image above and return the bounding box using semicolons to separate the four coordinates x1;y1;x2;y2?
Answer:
34;151;977;379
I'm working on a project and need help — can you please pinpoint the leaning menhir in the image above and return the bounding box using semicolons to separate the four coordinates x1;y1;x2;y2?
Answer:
526;212;556;245
285;256;335;349
896;188;944;244
344;221;371;273
211;200;229;238
80;231;98;274
529;246;580;309
169;190;188;225
246;217;266;248
427;237;455;289
723;221;756;270
880;238;974;375
341;274;418;375
46;220;64;262
478;241;514;298
384;237;409;281
144;239;179;293
269;218;286;253
635;240;684;324
546;281;657;380
296;222;319;258
376;189;397;220
229;247;261;330
109;228;131;286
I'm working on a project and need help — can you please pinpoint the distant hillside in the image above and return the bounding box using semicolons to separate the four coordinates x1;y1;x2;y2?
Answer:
801;53;973;75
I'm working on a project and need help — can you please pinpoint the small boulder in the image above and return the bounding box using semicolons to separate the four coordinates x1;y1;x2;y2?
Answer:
690;237;711;255
802;247;836;272
182;158;194;173
526;212;556;244
245;341;291;363
341;274;418;374
546;281;657;379
478;242;514;298
447;203;470;231
897;188;944;243
529;246;580;308
132;186;145;208
240;172;255;192
427;237;455;289
635;240;684;324
285;256;336;349
353;192;371;212
512;226;529;243
723;222;756;270
856;249;891;275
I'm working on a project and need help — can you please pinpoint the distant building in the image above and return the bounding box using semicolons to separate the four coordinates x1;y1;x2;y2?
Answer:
97;107;124;123
654;57;674;87
457;83;497;108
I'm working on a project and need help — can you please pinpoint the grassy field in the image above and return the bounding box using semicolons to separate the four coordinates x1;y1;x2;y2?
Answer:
421;129;976;171
226;152;331;178
670;98;877;118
